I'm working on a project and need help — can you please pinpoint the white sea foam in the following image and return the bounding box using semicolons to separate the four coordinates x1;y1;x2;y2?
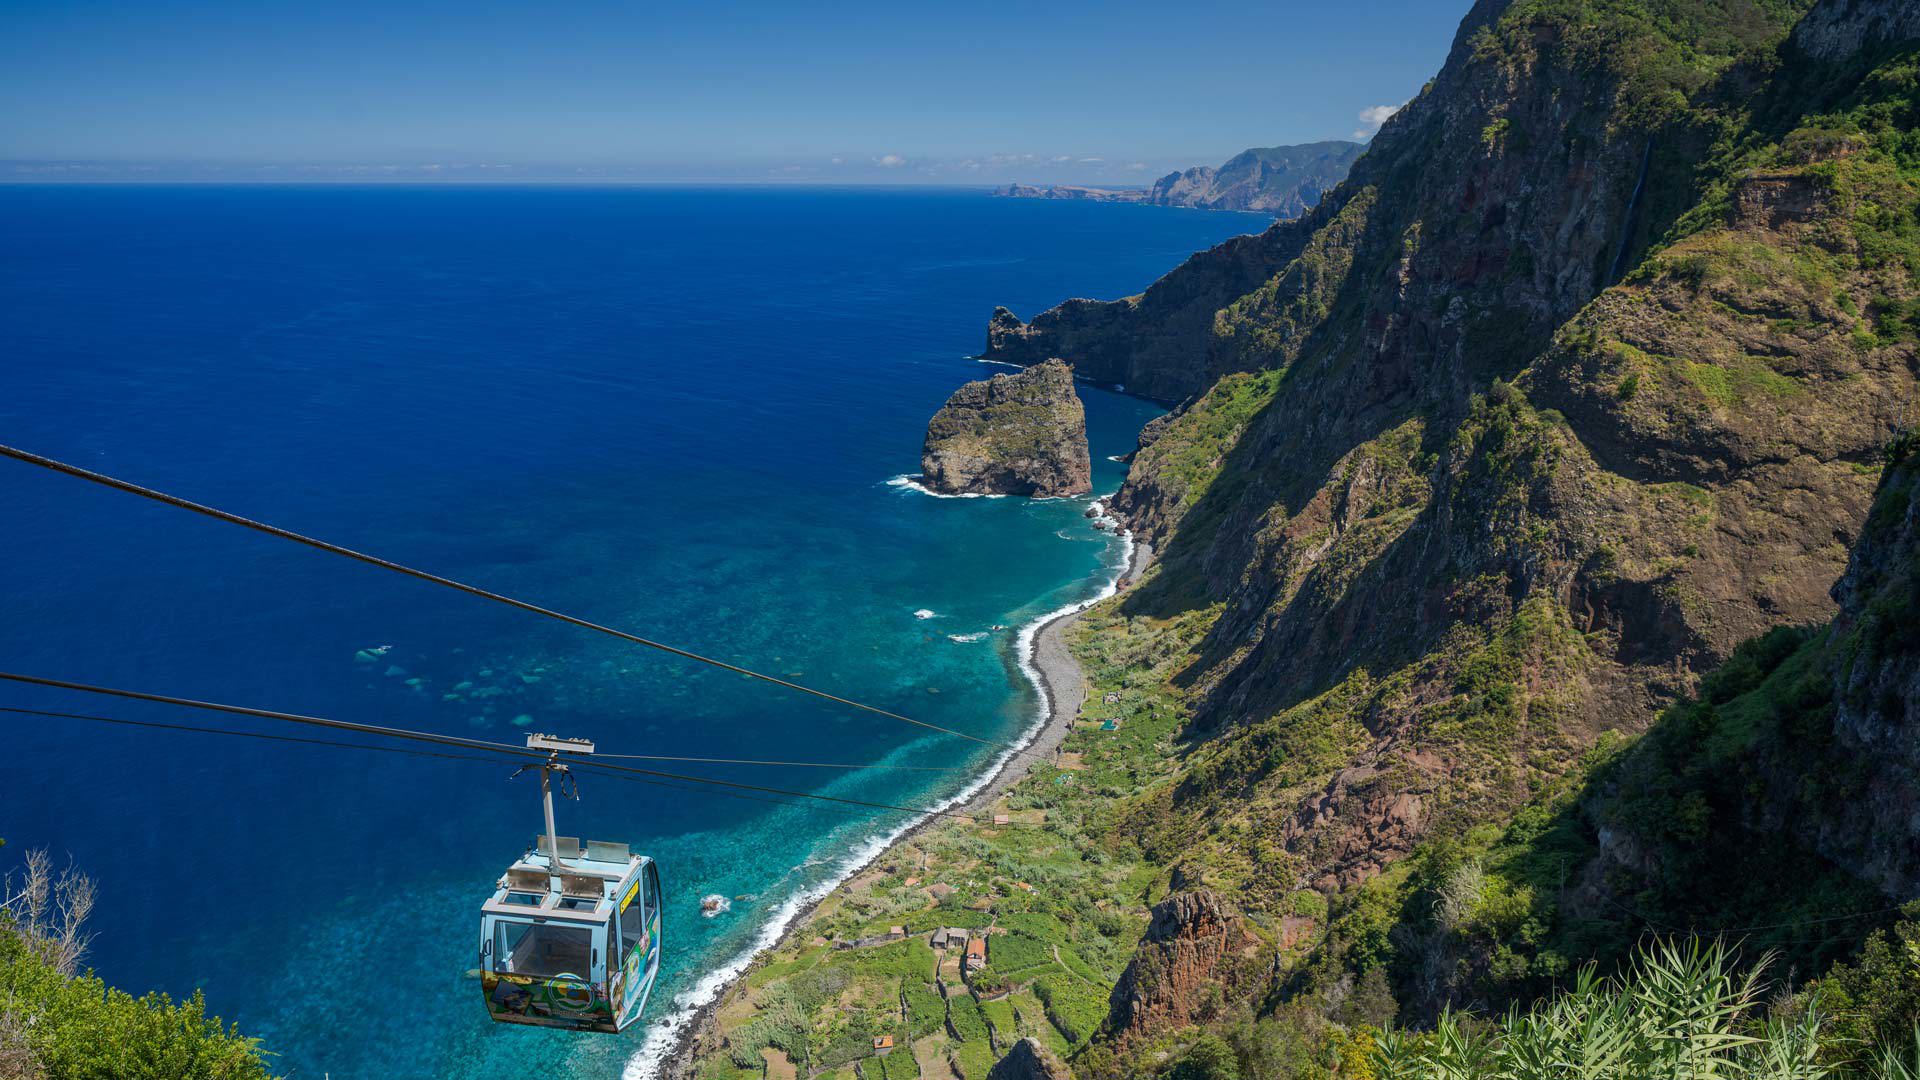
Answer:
947;631;988;643
622;502;1135;1080
914;609;938;620
885;474;1008;499
974;355;1022;370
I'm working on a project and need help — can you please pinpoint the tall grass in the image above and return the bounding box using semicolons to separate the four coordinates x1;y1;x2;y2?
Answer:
1373;940;1917;1080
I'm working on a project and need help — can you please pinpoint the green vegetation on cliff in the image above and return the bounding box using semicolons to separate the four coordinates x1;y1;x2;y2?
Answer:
0;847;270;1080
688;2;1920;1076
0;927;269;1080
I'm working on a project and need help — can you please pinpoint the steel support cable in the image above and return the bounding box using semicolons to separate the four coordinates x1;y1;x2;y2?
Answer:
0;671;554;758
0;705;892;822
0;443;1044;761
563;755;1032;825
0;705;507;764
0;672;1027;826
4;700;957;774
587;752;961;772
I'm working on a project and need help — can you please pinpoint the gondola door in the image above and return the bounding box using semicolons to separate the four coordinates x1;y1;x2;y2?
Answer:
614;860;661;1028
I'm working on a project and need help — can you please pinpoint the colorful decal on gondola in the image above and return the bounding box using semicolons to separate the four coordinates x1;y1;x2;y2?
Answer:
481;971;615;1030
621;938;643;994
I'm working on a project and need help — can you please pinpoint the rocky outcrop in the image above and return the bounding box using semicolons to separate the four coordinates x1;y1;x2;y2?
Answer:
980;218;1312;402
1562;444;1920;952
1807;454;1920;895
1107;890;1251;1042
921;359;1091;496
1791;0;1920;60
984;1038;1072;1080
995;141;1363;218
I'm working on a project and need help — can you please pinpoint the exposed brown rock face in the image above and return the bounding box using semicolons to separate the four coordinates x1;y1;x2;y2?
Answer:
921;359;1091;497
1563;450;1920;946
1107;890;1250;1042
984;1038;1072;1080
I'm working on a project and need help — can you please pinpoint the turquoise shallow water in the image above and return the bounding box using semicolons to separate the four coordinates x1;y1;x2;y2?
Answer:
0;185;1258;1077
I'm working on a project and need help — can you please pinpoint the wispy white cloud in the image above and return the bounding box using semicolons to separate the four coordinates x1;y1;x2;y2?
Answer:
1050;154;1072;163
875;153;906;167
829;156;845;165
1352;103;1403;140
1125;162;1148;170
1078;156;1103;163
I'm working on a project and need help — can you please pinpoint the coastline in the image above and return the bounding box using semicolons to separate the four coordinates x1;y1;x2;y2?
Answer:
959;527;1151;818
641;509;1154;1079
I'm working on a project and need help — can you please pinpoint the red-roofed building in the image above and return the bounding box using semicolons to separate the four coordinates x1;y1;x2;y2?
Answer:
963;935;987;974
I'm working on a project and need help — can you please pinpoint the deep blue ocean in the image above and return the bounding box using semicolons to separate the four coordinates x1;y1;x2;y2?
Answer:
0;185;1256;1078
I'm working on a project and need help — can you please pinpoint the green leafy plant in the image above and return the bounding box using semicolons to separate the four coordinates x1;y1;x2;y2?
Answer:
0;847;271;1079
1371;938;1919;1080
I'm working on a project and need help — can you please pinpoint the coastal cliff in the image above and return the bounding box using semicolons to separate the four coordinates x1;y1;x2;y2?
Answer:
684;0;1920;1076
921;359;1091;497
994;141;1362;217
989;0;1919;901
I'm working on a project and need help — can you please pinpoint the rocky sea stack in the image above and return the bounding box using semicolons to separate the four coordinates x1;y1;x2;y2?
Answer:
920;359;1091;497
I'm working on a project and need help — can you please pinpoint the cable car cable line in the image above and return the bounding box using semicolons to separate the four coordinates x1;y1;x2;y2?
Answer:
0;704;513;765
579;752;962;772
4;697;960;774
2;700;959;773
0;670;560;759
0;705;905;821
0;442;1047;762
0;671;1032;826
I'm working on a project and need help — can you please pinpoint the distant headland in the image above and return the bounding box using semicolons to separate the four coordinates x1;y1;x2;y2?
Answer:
994;139;1361;217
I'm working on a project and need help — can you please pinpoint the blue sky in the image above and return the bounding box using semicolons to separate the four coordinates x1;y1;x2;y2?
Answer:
1;0;1466;184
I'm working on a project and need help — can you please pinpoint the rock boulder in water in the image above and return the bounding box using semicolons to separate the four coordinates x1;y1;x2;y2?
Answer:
921;359;1091;497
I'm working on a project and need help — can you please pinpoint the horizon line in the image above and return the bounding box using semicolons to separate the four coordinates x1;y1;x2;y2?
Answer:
0;177;1181;191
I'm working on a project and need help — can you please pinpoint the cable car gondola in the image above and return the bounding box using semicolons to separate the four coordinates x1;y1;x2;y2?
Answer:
478;733;660;1033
